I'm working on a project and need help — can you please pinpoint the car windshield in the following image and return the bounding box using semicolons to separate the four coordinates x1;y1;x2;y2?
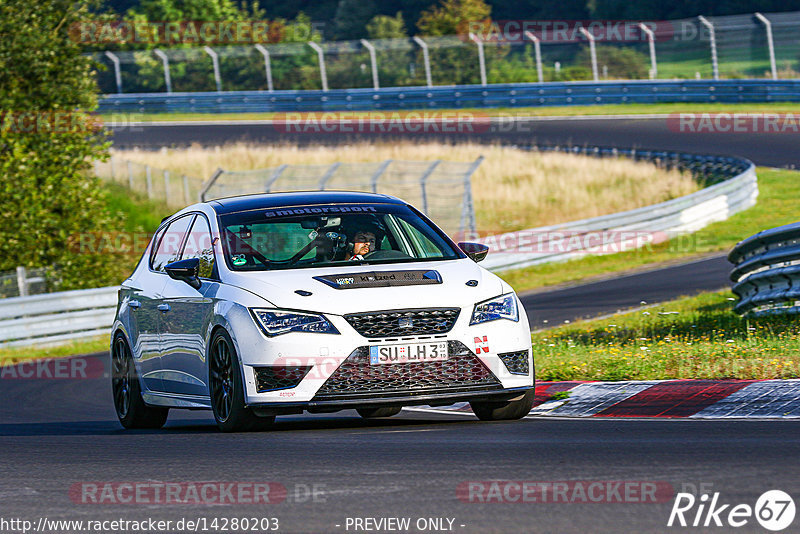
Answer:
218;203;462;271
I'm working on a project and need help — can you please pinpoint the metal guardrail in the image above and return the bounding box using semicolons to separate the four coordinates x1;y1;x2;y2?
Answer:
729;222;800;316
0;287;118;347
98;79;800;114
478;145;757;272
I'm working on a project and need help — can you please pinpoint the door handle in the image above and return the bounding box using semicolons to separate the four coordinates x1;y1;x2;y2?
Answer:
157;304;171;313
129;300;141;310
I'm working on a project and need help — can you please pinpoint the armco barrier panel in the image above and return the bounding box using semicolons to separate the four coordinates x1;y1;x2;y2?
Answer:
0;287;118;347
98;79;800;115
729;222;800;316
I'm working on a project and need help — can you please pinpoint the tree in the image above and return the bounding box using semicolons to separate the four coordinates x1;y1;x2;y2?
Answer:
0;0;116;288
333;0;376;40
416;0;491;36
367;12;408;39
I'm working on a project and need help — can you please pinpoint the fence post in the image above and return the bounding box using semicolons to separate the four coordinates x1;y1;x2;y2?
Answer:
419;160;441;216
104;51;123;94
199;168;224;202
127;160;133;189
468;33;487;86
412;36;433;87
459;156;484;238
16;266;28;298
145;165;153;198
318;162;342;190
360;39;380;90
308;42;328;91
579;27;598;81
254;44;274;92
110;154;116;181
163;169;170;204
264;165;288;193
370;160;393;193
524;31;543;83
182;175;190;205
203;46;222;92
153;49;173;93
697;16;719;80
754;13;777;80
638;23;658;79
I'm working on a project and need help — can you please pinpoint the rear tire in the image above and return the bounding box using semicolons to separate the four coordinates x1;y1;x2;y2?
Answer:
357;406;402;419
111;333;169;429
209;330;275;432
470;390;534;421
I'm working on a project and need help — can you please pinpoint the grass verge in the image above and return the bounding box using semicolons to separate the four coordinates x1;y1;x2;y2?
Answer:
0;336;109;365
103;102;800;123
500;167;800;293
534;291;800;382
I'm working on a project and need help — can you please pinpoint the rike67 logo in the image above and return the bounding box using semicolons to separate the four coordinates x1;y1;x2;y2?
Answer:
668;490;795;531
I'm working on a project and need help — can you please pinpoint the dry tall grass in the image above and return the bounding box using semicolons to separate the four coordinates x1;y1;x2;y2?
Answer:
115;142;697;232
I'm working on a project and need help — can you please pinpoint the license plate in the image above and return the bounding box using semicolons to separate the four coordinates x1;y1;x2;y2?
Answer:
369;341;448;365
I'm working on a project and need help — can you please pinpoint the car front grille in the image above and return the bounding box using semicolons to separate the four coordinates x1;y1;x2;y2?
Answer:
312;341;501;401
254;366;313;392
498;350;530;375
344;308;460;338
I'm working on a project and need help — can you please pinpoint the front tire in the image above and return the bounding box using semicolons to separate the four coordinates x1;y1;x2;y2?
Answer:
111;333;168;429
357;406;402;418
470;390;534;421
209;330;275;432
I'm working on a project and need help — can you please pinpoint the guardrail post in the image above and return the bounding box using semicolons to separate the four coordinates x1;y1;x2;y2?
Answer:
254;44;274;92
16;267;28;298
308;42;328;91
145;165;153;198
412;36;433;87
370;160;392;193
468;33;487;86
318;162;342;190
203;46;222;92
104;51;123;94
697;16;719;80
182;174;190;205
638;23;657;79
579;27;599;81
523;31;543;83
419;160;441;216
755;13;777;80
163;169;171;203
360;39;380;90
153;49;173;93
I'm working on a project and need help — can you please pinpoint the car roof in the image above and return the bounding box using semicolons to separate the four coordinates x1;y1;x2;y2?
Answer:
208;191;406;215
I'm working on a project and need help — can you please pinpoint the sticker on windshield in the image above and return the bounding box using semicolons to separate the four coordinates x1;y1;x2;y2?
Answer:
264;206;378;218
231;254;247;266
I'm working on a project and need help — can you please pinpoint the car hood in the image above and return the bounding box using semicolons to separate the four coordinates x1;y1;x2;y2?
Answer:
222;259;508;315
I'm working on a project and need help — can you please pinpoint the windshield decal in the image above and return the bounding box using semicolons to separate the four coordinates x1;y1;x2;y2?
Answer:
264;206;378;218
314;270;442;289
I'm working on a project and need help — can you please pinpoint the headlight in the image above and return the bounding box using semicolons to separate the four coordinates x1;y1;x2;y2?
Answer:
251;309;340;336
470;293;519;325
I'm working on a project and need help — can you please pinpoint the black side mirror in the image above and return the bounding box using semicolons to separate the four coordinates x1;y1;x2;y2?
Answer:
165;258;202;289
458;242;489;263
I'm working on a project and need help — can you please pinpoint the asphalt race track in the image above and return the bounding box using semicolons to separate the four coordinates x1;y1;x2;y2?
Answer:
112;115;800;168
2;355;800;533
521;254;731;329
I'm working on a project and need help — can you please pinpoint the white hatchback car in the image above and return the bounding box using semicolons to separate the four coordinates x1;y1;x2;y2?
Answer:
111;192;534;431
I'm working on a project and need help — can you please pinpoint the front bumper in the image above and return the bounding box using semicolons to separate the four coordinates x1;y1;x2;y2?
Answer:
233;302;534;407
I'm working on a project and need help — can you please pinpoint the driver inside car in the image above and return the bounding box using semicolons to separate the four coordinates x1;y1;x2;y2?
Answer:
346;222;384;261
